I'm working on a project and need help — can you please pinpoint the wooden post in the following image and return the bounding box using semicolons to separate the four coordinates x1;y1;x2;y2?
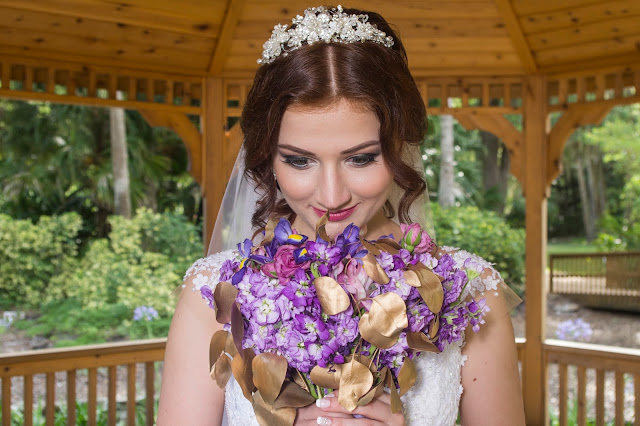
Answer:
522;74;548;425
202;77;226;254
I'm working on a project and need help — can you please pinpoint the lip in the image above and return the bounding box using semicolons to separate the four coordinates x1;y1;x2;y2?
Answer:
313;205;357;222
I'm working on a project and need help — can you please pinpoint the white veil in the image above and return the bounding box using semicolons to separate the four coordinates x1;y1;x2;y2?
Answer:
207;142;434;255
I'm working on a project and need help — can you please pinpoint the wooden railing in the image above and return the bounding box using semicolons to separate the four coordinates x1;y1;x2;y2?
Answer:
2;338;639;425
0;339;165;426
550;252;640;311
544;339;640;426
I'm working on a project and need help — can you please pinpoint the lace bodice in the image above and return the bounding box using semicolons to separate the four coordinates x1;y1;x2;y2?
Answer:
184;246;505;426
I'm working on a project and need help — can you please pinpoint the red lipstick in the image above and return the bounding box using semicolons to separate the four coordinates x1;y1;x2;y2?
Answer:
313;206;357;222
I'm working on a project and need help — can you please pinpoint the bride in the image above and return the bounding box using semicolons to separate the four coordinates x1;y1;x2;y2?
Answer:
158;6;525;425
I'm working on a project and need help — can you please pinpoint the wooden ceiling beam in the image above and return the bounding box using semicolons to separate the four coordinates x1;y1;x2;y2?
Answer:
495;0;538;73
208;0;246;76
0;0;221;37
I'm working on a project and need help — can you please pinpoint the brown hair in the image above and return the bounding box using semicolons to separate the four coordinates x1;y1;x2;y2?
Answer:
241;7;427;230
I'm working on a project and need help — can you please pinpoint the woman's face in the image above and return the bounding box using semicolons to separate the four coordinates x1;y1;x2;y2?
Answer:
274;99;394;239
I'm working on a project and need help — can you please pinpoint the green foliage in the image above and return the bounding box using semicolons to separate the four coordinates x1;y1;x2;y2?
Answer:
0;397;157;426
0;100;201;239
422;115;485;205
3;209;199;344
62;208;201;317
0;212;82;307
432;204;525;294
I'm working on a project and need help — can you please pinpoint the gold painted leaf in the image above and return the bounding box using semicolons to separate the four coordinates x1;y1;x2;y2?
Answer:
212;354;232;388
411;265;444;314
377;238;401;250
231;302;245;357
428;314;440;339
385;367;403;414
338;358;374;412
260;217;278;246
213;282;239;324
367;292;408;338
397;357;416;397
406;331;440;353
358;314;398;349
209;330;228;370
359;238;380;256
362;253;390;284
225;330;238;358
316;213;331;242
253;390;297;426
314;276;350;315
231;348;256;401
403;269;421;288
272;381;316;409
357;380;384;406
252;353;288;406
310;364;343;389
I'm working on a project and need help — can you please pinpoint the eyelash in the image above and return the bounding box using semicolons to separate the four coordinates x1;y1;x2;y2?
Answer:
281;153;380;169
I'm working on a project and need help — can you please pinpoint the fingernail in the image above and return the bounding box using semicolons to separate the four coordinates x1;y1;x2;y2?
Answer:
316;398;330;409
317;417;332;425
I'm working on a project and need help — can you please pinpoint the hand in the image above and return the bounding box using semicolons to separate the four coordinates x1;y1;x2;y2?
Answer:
296;392;405;425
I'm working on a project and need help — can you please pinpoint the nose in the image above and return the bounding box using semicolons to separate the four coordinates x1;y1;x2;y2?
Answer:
316;166;351;210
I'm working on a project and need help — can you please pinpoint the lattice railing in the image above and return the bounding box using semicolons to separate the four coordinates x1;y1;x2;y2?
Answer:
548;67;640;111
0;57;202;114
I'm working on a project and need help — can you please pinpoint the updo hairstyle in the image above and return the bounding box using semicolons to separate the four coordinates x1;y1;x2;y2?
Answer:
241;7;427;230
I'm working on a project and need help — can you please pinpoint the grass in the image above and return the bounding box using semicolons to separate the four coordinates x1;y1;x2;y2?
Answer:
548;238;601;256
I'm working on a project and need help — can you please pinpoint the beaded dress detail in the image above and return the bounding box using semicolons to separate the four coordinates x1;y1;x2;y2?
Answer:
184;246;505;426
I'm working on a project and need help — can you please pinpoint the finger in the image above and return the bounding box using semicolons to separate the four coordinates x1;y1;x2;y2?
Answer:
315;393;404;425
297;402;352;422
316;416;387;426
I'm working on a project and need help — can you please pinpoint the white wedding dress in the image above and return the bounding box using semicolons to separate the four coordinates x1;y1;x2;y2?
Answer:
185;247;505;426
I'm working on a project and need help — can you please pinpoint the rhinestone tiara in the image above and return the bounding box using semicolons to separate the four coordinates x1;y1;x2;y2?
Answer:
258;5;395;65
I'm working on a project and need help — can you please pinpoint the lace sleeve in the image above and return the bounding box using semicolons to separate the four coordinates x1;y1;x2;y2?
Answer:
183;249;238;306
438;246;522;311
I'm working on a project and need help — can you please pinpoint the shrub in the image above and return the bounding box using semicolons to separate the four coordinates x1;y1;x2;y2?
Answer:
0;213;82;306
431;204;525;295
62;208;201;316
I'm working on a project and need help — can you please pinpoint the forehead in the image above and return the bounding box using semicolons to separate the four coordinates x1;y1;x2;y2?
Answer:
278;100;380;150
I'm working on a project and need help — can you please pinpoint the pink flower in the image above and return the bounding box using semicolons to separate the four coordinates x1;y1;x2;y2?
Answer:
261;262;277;277
400;223;422;253
340;259;369;300
415;231;435;254
274;245;308;278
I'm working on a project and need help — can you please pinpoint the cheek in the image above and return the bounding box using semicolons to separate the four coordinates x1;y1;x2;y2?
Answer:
273;165;313;203
352;166;394;202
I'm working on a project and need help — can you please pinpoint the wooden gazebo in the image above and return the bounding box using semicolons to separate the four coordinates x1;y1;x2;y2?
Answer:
1;1;639;424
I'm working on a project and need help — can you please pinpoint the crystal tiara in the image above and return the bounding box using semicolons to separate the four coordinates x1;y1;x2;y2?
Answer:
258;5;395;65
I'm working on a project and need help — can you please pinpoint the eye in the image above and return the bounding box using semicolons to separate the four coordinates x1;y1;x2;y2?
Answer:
347;153;379;167
282;155;312;169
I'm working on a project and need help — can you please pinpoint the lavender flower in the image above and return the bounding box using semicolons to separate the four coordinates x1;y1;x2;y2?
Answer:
555;318;593;342
133;306;159;322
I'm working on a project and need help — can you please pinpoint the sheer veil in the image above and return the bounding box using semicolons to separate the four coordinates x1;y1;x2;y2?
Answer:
207;143;434;255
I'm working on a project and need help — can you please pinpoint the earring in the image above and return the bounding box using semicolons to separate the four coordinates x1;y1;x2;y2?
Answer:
273;170;277;180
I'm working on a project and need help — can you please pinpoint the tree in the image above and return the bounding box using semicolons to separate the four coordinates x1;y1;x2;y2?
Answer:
480;131;510;214
438;114;455;207
109;99;131;218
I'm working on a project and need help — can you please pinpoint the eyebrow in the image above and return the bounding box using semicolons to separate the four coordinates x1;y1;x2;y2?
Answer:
277;140;381;156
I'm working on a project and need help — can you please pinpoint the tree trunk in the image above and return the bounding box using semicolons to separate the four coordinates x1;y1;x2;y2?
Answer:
481;131;510;214
110;103;131;218
575;154;595;241
584;146;598;226
438;114;455;207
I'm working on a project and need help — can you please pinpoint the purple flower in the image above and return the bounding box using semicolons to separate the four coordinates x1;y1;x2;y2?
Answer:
555;318;592;342
335;223;361;257
274;245;309;278
274;218;308;245
133;306;158;321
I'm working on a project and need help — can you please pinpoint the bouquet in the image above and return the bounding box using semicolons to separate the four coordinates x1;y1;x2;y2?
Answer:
201;216;489;425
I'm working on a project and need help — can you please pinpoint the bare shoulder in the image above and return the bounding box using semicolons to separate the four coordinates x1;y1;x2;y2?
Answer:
435;246;525;425
157;250;237;425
